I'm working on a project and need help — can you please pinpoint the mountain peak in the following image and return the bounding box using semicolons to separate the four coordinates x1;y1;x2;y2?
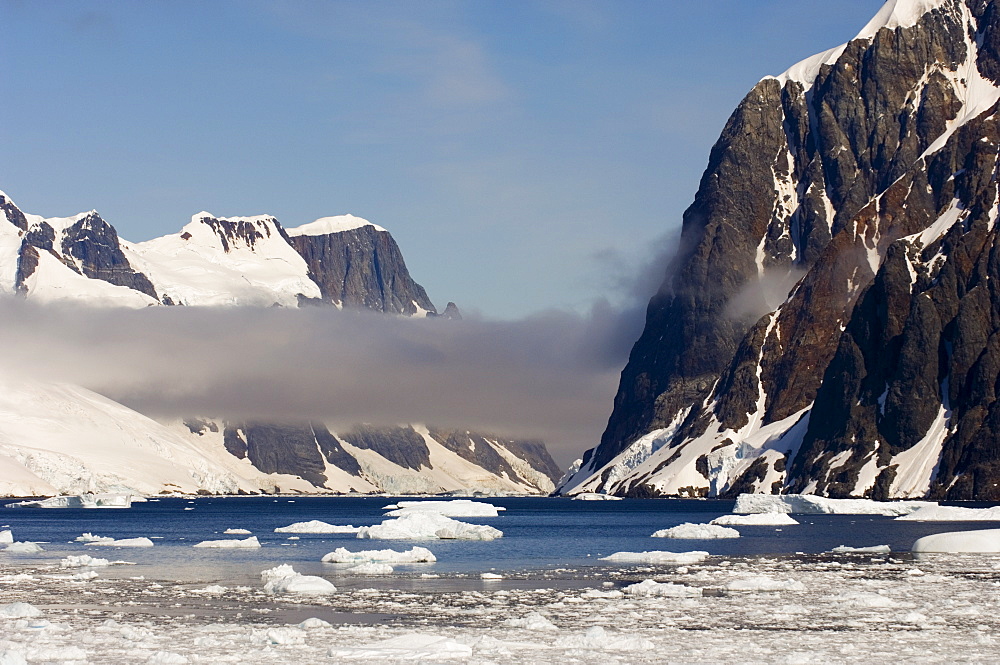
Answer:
286;214;387;237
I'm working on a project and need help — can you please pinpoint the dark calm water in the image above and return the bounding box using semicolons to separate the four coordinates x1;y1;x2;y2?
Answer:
1;496;997;585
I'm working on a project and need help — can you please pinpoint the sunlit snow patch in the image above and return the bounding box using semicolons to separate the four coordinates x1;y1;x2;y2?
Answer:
321;546;436;563
651;523;740;539
911;528;1000;553
600;550;709;564
357;513;502;540
274;520;359;534
193;536;261;549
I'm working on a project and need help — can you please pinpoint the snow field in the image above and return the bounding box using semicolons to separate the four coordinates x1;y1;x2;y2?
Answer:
5;547;999;664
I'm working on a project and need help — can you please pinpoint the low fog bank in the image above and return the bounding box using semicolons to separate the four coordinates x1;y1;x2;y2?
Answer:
0;298;646;466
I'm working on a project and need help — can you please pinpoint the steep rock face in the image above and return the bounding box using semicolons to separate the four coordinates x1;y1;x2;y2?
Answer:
287;220;436;315
563;0;1000;499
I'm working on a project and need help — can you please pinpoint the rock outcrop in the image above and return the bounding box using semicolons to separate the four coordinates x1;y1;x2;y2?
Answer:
561;0;1000;500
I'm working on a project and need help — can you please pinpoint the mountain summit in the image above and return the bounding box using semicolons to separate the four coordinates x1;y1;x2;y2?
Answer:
561;0;1000;500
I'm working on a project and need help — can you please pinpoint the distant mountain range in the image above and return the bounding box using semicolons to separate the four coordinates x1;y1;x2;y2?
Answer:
0;191;560;496
560;0;1000;501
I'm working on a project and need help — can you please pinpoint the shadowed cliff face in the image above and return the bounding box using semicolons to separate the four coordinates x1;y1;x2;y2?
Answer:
567;0;1000;500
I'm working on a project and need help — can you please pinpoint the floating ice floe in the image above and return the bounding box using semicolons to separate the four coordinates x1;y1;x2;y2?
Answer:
600;550;709;564
321;546;436;563
223;528;252;535
383;500;505;517
502;611;558;631
571;493;622;501
5;493;133;509
60;555;110;568
733;493;934;515
897;505;1000;521
623;579;702;598
0;530;11;544
481;572;503;579
85;537;154;547
193;536;261;549
327;633;472;660
651;523;740;539
261;564;336;594
273;520;360;534
725;576;805;592
347;562;393;575
911;528;1000;553
830;544;891;553
357;513;503;540
74;533;114;544
710;513;799;526
554;626;655;651
0;602;41;618
5;542;43;553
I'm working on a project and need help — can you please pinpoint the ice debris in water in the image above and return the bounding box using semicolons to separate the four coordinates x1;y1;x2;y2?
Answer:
60;555;110;568
0;603;41;618
600;550;709;564
357;513;502;540
571;492;622;501
651;523;740;539
0;530;12;544
725;576;806;592
327;633;472;660
710;513;799;526
912;528;1000;553
261;564;336;594
347;562;394;575
193;536;261;549
502;612;558;631
274;520;359;534
223;528;252;535
5;542;43;554
829;544;891;553
733;493;934;515
623;579;702;598
383;499;505;517
75;533;114;544
85;537;154;547
321;546;436;563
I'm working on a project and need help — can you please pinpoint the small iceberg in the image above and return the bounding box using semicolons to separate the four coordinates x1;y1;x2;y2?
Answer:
193;536;261;549
732;493;933;515
6;493;134;509
322;546;436;563
572;493;622;501
911;528;1000;553
710;513;799;526
274;520;360;534
85;537;154;547
896;505;1000;521
651;523;740;539
600;550;709;564
261;564;336;594
383;500;505;517
357;513;502;541
623;579;702;597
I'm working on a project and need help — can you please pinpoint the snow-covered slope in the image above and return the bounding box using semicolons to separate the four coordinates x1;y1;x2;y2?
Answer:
562;0;1000;500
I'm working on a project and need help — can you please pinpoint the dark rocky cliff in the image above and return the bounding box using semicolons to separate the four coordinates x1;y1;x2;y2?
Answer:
563;0;1000;500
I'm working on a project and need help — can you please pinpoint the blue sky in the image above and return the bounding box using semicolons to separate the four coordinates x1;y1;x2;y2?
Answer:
2;1;882;319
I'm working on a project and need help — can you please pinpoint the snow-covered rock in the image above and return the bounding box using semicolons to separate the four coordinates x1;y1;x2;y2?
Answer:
260;565;336;594
733;494;934;515
357;513;502;541
600;550;709;564
651;523;740;539
710;512;799;526
321;546;436;563
274;520;359;534
192;536;261;549
911;529;1000;553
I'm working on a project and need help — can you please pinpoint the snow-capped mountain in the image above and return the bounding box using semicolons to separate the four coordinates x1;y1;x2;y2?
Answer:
561;0;1000;500
0;192;559;496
